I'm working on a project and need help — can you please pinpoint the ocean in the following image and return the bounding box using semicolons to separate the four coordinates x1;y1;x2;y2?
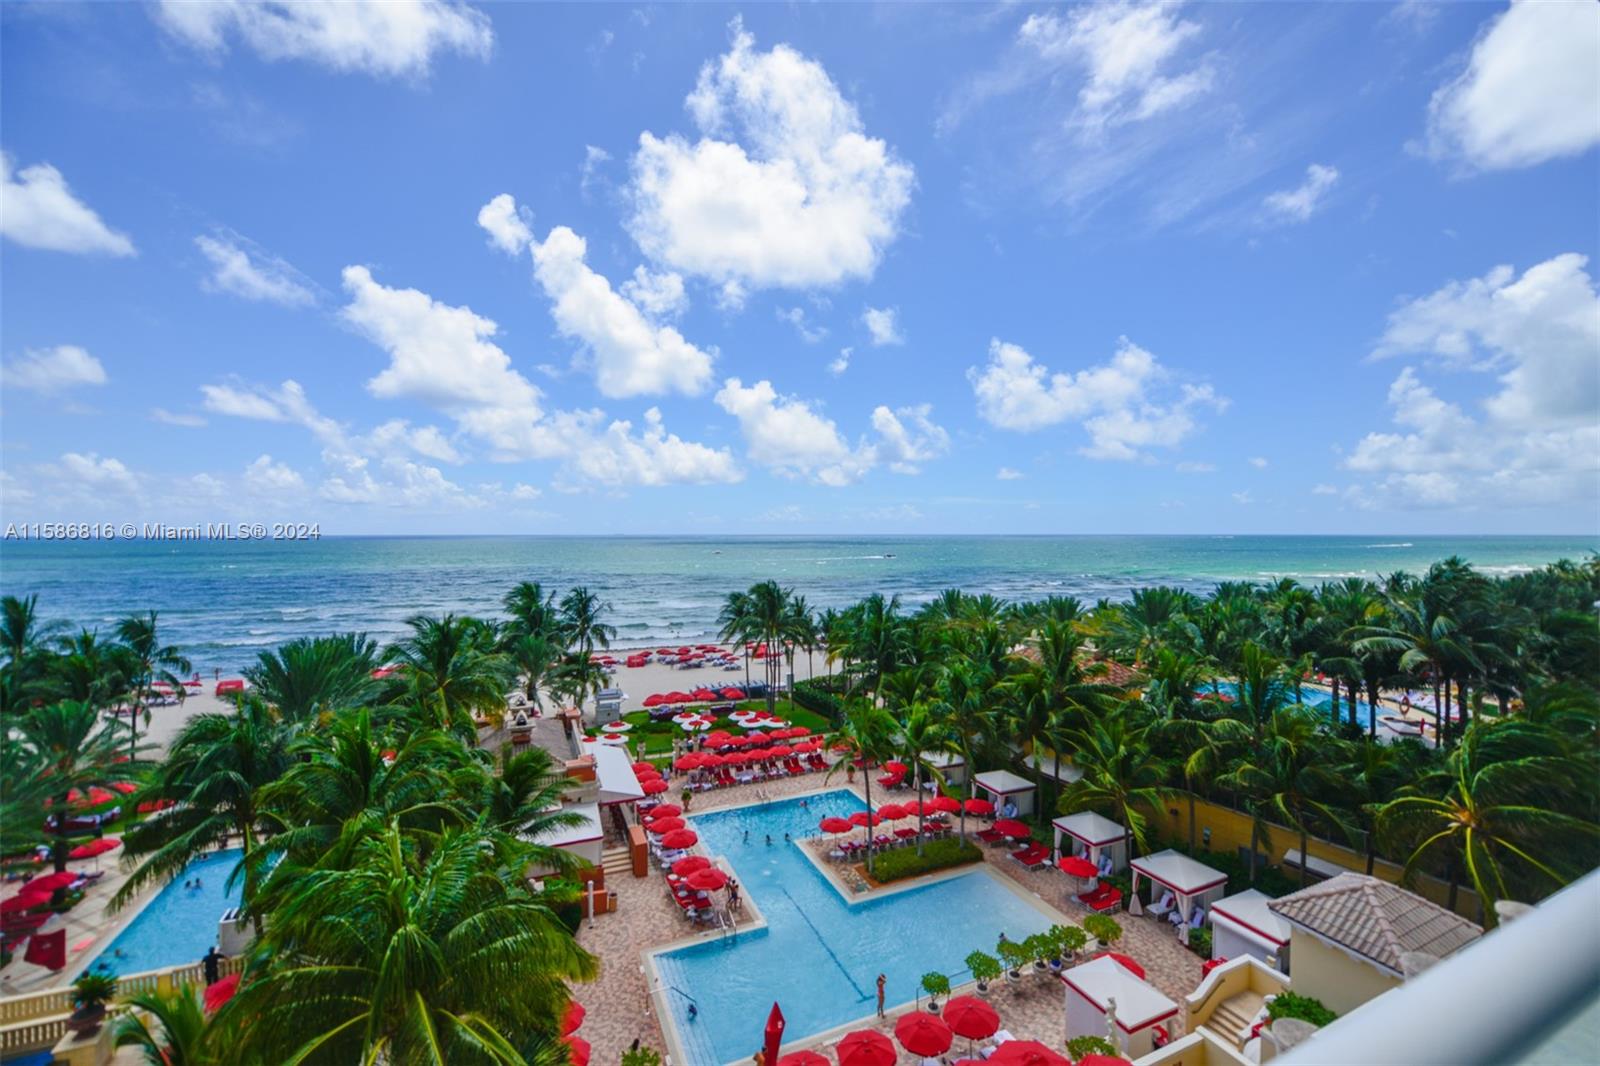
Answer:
1;535;1592;673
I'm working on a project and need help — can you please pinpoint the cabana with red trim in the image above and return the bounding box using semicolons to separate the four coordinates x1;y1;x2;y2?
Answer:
1051;811;1128;874
525;802;603;871
1130;849;1229;925
921;749;965;787
971;769;1035;816
580;740;646;808
1208;888;1291;969
1062;955;1179;1058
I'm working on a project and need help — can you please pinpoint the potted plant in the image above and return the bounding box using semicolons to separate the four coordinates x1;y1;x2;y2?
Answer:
1083;913;1123;951
920;971;951;1013
66;971;118;1036
622;1047;664;1066
997;938;1029;984
1068;1035;1121;1061
965;950;1002;997
1055;924;1088;966
1024;933;1053;973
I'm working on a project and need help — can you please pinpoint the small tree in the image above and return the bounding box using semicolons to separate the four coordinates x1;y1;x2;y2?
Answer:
1083;913;1123;948
621;1047;664;1066
965;949;1002;991
920;970;950;1010
1023;933;1054;970
1055;924;1088;961
1068;1035;1120;1060
996;938;1030;977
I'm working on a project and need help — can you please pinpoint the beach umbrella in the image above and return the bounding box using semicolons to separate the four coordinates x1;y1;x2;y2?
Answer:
848;811;882;828
721;688;746;699
672;855;711;876
643;694;666;707
775;1053;829;1066
884;761;908;775
993;819;1030;838
641;779;669;794
598;734;628;746
698;753;724;768
659;829;698;849
681;719;712;732
941;996;999;1041
22;872;79;893
836;1030;896;1066
0;891;50;913
673;754;703;772
687;868;728;892
68;838;120;860
692;688;718;701
631;761;658;775
876;803;909;821
649;803;682;818
109;781;138;795
203;973;240;1014
562;1001;586;1036
787;725;811;736
768;744;793;758
963;798;994;816
601;720;632;732
1058;855;1098;879
1074;1057;1133;1066
647;817;686;835
563;1036;591;1066
1105;952;1146;979
929;796;962;815
819;816;854;834
986;1040;1071;1066
895;1012;953;1058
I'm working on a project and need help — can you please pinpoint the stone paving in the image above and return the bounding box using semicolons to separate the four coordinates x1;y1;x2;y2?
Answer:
568;765;1208;1065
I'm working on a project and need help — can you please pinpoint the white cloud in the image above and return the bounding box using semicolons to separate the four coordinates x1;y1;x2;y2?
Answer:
201;383;290;421
510;483;542;502
529;225;714;398
870;404;950;474
1248;456;1268;469
0;153;134;256
1231;490;1253;505
244;454;304;493
554;407;742;489
151;408;207;428
2;345;107;393
1311;483;1338;496
363;420;463;464
828;347;853;376
55;453;138;495
1262;163;1338;223
581;144;612;196
1343;253;1600;510
861;306;903;346
194;233;315;305
967;336;1226;460
476;193;533;255
627;20;913;294
777;307;827;343
997;467;1024;481
1016;3;1214;134
153;0;493;78
1423;0;1600;171
1175;461;1215;474
620;266;687;318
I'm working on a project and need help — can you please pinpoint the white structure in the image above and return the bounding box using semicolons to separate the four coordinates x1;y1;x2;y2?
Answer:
1209;888;1292;969
526;801;603;873
1052;811;1128;874
595;687;625;722
923;750;966;787
581;740;646;807
1026;750;1082;786
1130;850;1229;924
972;769;1036;817
1063;956;1180;1058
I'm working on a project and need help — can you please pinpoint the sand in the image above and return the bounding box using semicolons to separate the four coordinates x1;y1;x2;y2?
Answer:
588;644;837;714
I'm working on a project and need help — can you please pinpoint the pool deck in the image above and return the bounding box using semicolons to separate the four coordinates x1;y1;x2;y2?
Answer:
571;770;1206;1065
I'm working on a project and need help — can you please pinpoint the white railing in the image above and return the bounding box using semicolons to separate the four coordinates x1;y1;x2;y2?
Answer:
1278;869;1600;1065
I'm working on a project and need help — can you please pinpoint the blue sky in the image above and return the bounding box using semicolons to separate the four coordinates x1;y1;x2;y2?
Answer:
2;1;1596;535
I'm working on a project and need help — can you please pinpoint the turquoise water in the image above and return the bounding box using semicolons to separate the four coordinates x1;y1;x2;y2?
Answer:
1;535;1591;671
651;792;1056;1065
86;850;242;976
1212;681;1380;730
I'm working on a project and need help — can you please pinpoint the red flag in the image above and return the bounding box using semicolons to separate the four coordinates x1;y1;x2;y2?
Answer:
763;1002;785;1065
24;928;65;971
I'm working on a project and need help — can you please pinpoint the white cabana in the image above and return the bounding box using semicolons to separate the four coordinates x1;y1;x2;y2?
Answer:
1062;956;1180;1058
1052;811;1128;874
1130;849;1229;923
922;750;966;788
581;740;645;807
972;769;1036;817
525;802;603;873
1209;888;1292;970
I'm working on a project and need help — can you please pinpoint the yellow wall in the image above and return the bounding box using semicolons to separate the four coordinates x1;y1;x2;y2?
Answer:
1285;930;1399;1016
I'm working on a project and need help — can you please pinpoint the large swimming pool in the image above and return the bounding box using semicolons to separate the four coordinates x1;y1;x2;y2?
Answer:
86;849;242;976
650;791;1057;1065
1212;682;1379;730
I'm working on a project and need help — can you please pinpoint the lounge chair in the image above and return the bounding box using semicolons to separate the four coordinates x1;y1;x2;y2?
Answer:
1011;844;1050;868
975;827;1005;846
1149;890;1177;920
1078;884;1123;912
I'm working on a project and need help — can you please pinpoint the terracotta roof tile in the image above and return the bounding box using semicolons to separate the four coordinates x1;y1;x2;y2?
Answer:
1267;872;1482;974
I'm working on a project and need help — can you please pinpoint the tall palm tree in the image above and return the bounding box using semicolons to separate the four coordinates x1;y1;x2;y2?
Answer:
386;614;511;736
114;697;293;928
219;822;596;1065
116;611;191;761
1057;709;1176;869
718;581;799;715
558;588;615;722
244;633;380;725
1354;595;1481;748
10;700;143;872
826;700;898;874
844;593;910;700
1;594;62;711
51;628;131;707
931;661;999;807
895;700;956;855
112;983;215;1066
478;746;588;873
502;581;561;642
502;632;564;708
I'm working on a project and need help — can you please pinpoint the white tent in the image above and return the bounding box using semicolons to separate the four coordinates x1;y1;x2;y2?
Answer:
1052;811;1128;874
1209;888;1291;969
1130;849;1229;923
1062;956;1180;1057
525;802;603;872
922;750;966;787
1026;751;1082;786
582;740;645;807
973;769;1036;816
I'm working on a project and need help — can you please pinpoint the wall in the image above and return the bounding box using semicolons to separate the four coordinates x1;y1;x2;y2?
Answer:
1286;932;1399;1017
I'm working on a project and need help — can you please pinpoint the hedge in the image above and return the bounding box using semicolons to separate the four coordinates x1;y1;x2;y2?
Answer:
869;837;982;883
791;678;844;722
1266;991;1337;1028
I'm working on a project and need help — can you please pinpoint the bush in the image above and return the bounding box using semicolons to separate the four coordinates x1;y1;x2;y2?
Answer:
1082;913;1122;946
996;939;1030;974
792;678;844;722
621;1047;663;1066
71;971;118;1011
920;971;950;999
1267;991;1337;1028
1186;926;1213;959
964;950;1001;985
1054;924;1088;958
1067;1036;1119;1060
869;837;981;883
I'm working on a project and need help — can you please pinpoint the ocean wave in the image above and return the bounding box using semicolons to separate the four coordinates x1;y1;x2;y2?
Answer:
1365;543;1414;548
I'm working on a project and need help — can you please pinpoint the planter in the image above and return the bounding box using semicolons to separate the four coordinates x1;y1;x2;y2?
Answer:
927;999;942;1014
975;981;990;998
1033;960;1049;973
65;1004;107;1036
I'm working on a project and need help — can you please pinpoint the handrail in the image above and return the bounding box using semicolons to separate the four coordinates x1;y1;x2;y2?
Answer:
0;954;244;1026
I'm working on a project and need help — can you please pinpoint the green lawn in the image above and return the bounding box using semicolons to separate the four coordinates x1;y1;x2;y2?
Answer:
604;699;833;760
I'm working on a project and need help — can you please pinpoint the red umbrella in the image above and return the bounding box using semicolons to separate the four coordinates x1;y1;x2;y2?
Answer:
929;796;962;814
687;868;728;892
647;817;686;835
562;1000;586;1036
1075;1056;1133;1066
986;1040;1072;1066
674;754;703;771
993;819;1030;838
659;829;697;849
631;761;658;774
22;872;78;893
819;816;854;834
672;855;711;876
692;688;718;701
884;761;908;774
768;744;794;757
764;1003;787;1066
0;891;50;914
876;803;909;821
563;1035;591;1066
68;838;120;860
836;1030;896;1066
963;798;994;816
202;972;240;1013
649;803;682;817
895;1012;953;1057
1058;855;1098;879
1105;952;1145;979
848;811;882;828
776;1053;829;1066
942;996;1000;1040
643;694;666;707
641;779;669;794
109;781;138;795
637;767;663;780
787;726;811;736
721;688;746;699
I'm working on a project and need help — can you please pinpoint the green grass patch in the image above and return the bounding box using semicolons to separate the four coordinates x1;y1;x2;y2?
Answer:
611;699;831;756
868;837;982;883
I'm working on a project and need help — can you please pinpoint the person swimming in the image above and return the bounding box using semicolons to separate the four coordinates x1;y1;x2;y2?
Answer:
765;834;772;845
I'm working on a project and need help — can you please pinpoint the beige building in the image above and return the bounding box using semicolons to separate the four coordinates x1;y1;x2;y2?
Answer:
1267;873;1482;1017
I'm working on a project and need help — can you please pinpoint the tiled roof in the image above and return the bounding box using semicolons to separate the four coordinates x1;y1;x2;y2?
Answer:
1267;873;1482;974
1011;646;1142;688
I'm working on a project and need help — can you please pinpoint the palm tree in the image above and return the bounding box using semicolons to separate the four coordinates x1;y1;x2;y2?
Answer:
116;611;192;761
826;700;898;874
219;822;596;1065
931;661;999;810
502;581;561;642
1056;709;1176;868
244;633;380;724
112;983;214;1066
51;628;131;707
1375;720;1600;921
1;594;62;711
1354;595;1481;748
10;700;143;872
478;746;589;873
894;699;956;855
843;593;911;699
114;697;293;929
503;632;564;708
1339;738;1408;875
718;581;800;715
386;614;511;736
558;588;615;722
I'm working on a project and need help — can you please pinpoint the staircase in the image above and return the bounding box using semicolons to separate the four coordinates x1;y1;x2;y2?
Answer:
1208;990;1266;1048
601;846;633;879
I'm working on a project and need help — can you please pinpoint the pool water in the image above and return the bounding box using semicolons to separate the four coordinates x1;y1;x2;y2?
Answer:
1211;682;1378;730
86;850;242;976
651;792;1057;1065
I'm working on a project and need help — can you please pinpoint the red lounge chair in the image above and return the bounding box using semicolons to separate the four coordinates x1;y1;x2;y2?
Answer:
1011;844;1050;868
975;828;1005;846
1078;885;1123;912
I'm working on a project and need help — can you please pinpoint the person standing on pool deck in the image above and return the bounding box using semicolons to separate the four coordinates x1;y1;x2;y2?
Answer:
876;973;886;1017
201;946;226;986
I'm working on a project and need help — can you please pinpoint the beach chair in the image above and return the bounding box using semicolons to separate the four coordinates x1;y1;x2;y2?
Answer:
1080;885;1123;912
975;827;1005;846
1010;843;1050;869
1149;890;1177;921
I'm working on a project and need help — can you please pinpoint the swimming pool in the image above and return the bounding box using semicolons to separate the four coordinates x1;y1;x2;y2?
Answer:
86;849;242;976
650;791;1057;1065
1210;682;1378;730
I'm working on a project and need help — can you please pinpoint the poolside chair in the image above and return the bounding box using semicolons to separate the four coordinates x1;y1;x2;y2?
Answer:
975;827;1006;846
1010;843;1050;869
1149;890;1177;920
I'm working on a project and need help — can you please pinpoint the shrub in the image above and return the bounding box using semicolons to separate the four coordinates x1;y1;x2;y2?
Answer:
544;877;584;933
996;938;1030;974
621;1047;663;1066
1054;924;1088;958
1186;927;1213;959
1267;991;1337;1029
792;678;844;722
1067;1035;1120;1060
965;950;1002;985
1082;913;1122;946
920;971;950;999
71;971;118;1011
1022;933;1054;964
869;837;981;883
